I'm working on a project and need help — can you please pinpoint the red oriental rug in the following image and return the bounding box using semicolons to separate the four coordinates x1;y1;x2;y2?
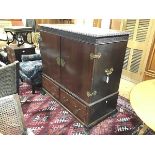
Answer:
19;82;145;135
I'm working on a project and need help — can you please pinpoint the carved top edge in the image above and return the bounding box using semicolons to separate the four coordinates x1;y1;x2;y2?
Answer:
39;24;129;38
4;26;33;32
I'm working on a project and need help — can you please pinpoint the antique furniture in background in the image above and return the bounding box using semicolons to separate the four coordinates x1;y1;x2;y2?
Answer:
4;26;33;46
19;54;42;94
39;24;129;127
6;43;35;63
130;79;155;134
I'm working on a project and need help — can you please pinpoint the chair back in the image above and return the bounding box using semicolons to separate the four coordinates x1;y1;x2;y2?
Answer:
0;94;25;135
0;61;19;98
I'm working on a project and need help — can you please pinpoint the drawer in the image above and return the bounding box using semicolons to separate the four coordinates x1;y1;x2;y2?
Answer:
15;48;35;54
42;76;59;99
15;48;35;61
89;94;118;124
60;89;87;123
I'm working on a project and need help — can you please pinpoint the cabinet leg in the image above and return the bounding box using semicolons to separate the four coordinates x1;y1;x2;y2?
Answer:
84;126;90;135
40;89;46;95
32;85;35;94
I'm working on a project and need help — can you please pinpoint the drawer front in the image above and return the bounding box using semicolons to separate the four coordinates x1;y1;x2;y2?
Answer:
42;75;59;99
89;94;118;124
15;48;35;61
60;89;87;123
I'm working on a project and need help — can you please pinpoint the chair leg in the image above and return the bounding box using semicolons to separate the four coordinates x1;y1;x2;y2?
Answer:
32;85;35;94
20;78;23;82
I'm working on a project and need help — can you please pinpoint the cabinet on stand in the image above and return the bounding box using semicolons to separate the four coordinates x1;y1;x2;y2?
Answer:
39;24;129;127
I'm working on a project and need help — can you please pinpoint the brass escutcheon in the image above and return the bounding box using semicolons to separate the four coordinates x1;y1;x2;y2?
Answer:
87;91;97;97
90;53;101;59
105;68;114;76
56;57;65;67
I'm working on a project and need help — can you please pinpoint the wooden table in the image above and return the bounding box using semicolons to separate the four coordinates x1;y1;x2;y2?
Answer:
4;26;33;46
130;79;155;134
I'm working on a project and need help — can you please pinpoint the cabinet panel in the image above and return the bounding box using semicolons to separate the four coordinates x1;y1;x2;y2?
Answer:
89;94;118;124
143;33;155;80
42;75;60;99
60;37;94;103
60;88;87;124
147;47;155;73
91;41;128;102
40;31;61;83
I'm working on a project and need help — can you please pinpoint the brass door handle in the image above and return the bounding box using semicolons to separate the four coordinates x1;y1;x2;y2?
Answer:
90;53;101;59
87;91;97;97
61;58;65;67
56;57;60;66
56;57;65;67
105;68;114;76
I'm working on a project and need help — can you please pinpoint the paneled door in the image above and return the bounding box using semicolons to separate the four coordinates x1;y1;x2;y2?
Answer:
120;19;154;83
143;32;155;80
60;37;94;103
40;31;61;83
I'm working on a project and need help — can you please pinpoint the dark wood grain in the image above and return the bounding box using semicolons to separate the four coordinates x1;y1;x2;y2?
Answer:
40;31;61;83
39;25;128;127
42;75;60;99
91;41;128;102
60;37;94;103
60;88;87;123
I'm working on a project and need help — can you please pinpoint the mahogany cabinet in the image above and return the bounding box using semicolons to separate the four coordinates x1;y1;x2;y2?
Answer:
39;24;129;127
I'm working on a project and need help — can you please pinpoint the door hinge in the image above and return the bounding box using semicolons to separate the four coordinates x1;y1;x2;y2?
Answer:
87;91;97;97
90;53;101;60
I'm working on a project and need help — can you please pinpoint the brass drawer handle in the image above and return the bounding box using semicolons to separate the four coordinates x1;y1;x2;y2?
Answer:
90;53;101;59
87;91;97;97
74;109;81;115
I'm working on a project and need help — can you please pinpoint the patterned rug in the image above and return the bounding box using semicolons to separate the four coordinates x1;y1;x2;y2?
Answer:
19;82;154;135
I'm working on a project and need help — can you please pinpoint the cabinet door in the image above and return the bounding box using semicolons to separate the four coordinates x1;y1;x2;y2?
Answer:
143;35;155;80
60;37;94;103
40;31;61;83
91;41;128;102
